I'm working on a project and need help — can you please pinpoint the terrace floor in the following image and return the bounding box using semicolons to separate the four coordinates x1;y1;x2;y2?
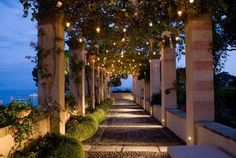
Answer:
84;99;185;158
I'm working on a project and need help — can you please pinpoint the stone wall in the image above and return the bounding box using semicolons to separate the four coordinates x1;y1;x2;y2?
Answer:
112;93;133;101
0;114;51;157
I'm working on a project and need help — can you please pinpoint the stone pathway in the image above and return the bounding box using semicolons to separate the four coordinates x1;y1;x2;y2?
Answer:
84;99;184;158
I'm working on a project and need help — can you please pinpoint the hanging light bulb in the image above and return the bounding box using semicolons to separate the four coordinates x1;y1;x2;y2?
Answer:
189;0;194;3
97;57;100;61
113;42;116;46
149;22;153;27
66;22;71;28
146;41;149;45
123;28;127;32
153;51;156;55
121;38;125;42
79;38;83;43
96;27;101;33
177;10;183;17
56;1;63;8
175;36;180;41
106;50;109;53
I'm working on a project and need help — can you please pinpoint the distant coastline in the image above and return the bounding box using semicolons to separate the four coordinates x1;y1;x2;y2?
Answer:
0;89;38;106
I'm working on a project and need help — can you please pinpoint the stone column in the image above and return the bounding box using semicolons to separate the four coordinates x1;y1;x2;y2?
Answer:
142;79;146;110
160;44;177;126
150;59;161;98
89;55;96;109
186;15;214;145
69;48;86;115
145;80;150;112
100;69;104;101
38;14;65;134
95;68;101;105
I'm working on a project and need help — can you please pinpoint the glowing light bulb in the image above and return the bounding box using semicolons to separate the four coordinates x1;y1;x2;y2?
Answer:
189;0;194;3
79;38;83;43
106;50;109;53
149;22;153;27
149;60;151;63
56;1;63;8
188;137;192;141
66;22;71;28
153;51;156;55
96;27;101;33
121;38;125;42
175;36;180;41
178;10;183;17
97;57;100;61
146;41;149;45
92;59;95;63
123;28;127;32
132;59;135;62
113;42;116;46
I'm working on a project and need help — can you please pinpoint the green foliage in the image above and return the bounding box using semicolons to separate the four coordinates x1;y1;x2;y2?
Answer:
176;68;186;109
65;93;76;110
91;109;106;123
2;102;33;147
151;92;161;105
15;133;84;158
111;77;122;87
66;115;99;142
66;98;114;141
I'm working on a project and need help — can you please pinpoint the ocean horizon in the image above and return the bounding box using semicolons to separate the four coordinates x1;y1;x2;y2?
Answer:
0;89;38;106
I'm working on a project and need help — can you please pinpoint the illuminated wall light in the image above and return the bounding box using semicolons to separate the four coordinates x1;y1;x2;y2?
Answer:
66;22;71;28
92;59;95;63
96;27;101;33
177;10;183;17
56;1;63;8
188;136;192;141
162;119;165;123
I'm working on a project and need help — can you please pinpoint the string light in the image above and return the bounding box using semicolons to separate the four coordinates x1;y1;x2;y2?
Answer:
79;38;83;43
146;41;149;45
56;1;63;8
66;22;71;28
96;27;101;33
121;38;125;42
113;42;116;46
106;50;109;53
149;22;153;27
177;10;183;17
123;28;127;32
175;36;180;41
97;57;100;61
189;0;194;3
153;51;156;55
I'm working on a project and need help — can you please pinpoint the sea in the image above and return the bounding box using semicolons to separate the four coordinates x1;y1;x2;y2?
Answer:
0;89;38;106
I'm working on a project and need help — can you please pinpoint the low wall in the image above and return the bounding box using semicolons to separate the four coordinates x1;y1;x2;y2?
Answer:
196;122;236;157
112;93;133;101
153;105;161;122
0;114;51;157
166;109;186;142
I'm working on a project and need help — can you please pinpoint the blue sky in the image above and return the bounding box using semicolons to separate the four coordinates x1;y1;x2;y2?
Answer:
0;1;235;91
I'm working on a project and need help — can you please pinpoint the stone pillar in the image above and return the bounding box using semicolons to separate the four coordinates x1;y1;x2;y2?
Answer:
95;68;101;105
100;69;104;101
160;44;177;126
69;48;86;115
132;75;136;102
145;80;150;112
142;79;146;110
186;15;214;145
38;14;65;134
89;55;96;109
150;59;161;98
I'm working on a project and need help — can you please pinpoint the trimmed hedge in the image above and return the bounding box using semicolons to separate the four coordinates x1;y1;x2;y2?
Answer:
66;98;114;141
15;133;85;158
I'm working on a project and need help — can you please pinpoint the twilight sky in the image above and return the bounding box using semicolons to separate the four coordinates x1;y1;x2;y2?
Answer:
0;1;235;91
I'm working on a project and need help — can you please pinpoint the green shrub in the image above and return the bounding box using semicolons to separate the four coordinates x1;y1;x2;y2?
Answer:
66;114;98;141
91;108;106;123
15;133;84;158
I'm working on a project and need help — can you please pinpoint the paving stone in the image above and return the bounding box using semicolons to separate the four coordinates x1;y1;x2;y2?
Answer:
85;100;184;158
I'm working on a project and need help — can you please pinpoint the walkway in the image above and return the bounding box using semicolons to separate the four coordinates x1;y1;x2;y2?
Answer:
84;100;184;158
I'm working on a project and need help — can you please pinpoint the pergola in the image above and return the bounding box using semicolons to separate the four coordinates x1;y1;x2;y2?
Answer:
21;0;218;147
